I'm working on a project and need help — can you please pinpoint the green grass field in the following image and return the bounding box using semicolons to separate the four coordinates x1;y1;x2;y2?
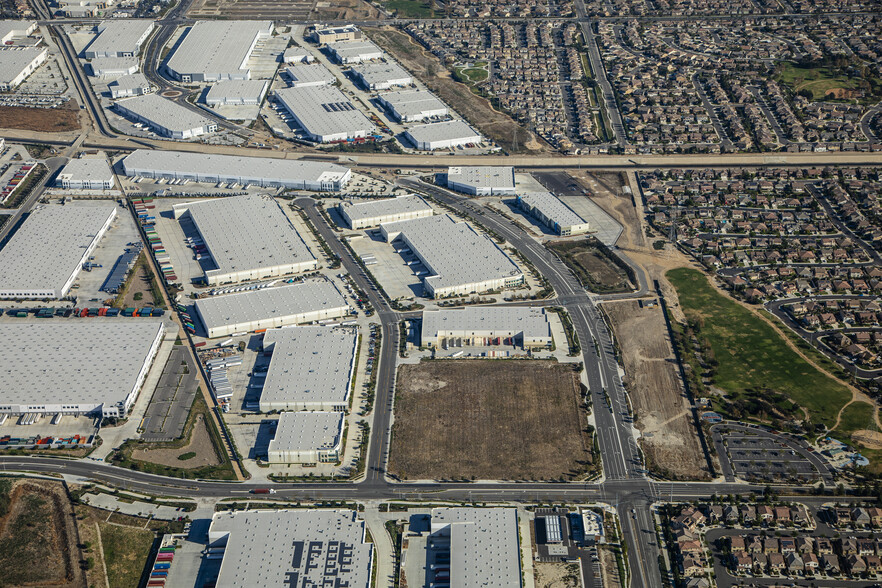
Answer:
834;401;875;440
775;62;859;100
383;0;435;17
667;268;851;429
100;522;154;588
456;67;488;83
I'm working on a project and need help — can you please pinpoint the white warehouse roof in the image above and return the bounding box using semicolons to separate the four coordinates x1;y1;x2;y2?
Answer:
115;94;215;135
518;191;589;231
378;89;447;122
83;20;154;58
327;39;383;63
205;79;268;104
422;307;551;342
173;194;315;285
268;411;344;457
405;120;482;149
209;510;372;588
274;85;376;142
350;61;411;89
56;157;114;186
0;21;36;43
283;63;336;87
260;326;357;411
339;194;433;227
0;47;46;86
447;166;515;193
165;20;273;81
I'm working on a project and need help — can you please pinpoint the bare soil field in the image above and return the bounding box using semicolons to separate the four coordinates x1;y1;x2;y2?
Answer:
389;360;592;481
547;239;632;293
0;103;80;133
132;415;222;468
0;479;84;588
365;27;548;154
534;562;581;588
604;300;710;480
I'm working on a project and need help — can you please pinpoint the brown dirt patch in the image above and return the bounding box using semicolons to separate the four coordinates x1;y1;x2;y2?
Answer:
131;414;222;468
122;264;155;308
364;26;548;154
0;103;80;133
389;360;592;480
852;430;882;450
0;479;84;588
604;300;710;480
534;561;582;588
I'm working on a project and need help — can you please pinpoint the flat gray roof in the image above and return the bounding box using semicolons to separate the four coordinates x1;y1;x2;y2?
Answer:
327;39;383;61
406;120;481;144
0;203;116;295
115;94;214;133
269;411;344;454
448;166;515;191
283;63;335;86
379;89;447;118
205;79;268;101
261;326;357;409
0;321;164;408
57;157;114;183
341;194;432;224
0;20;36;41
382;214;521;293
422;307;550;339
274;85;376;139
108;73;149;91
84;20;153;56
0;47;45;85
351;62;411;86
195;280;349;333
519;191;588;228
166;20;272;79
210;509;371;588
176;194;315;280
431;508;521;588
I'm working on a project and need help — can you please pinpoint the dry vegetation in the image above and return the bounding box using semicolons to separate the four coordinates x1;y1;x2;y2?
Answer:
389;360;593;480
0;103;80;133
604;300;710;480
132;414;222;469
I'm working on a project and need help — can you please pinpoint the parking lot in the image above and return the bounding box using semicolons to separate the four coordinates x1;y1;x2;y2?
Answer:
714;424;833;484
140;346;199;442
346;229;426;301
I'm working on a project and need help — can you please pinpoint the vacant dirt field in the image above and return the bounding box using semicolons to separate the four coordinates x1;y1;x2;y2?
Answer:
0;103;80;133
547;240;632;293
604;300;710;480
535;561;581;588
389;360;592;480
365;27;548;154
0;480;84;588
132;415;222;468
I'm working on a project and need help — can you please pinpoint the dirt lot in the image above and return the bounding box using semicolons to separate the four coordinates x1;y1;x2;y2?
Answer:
534;561;581;588
389;360;592;481
132;415;222;468
547;239;632;293
365;27;548;154
604;300;709;480
0;479;84;588
0;103;80;133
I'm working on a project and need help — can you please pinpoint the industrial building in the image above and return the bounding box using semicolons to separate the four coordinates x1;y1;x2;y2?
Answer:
517;191;591;236
283;63;335;87
82;20;154;59
108;73;151;98
208;510;372;588
55;156;114;190
421;307;553;349
350;62;412;91
58;0;117;17
194;280;350;338
259;326;357;412
282;47;314;64
274;85;376;143
380;214;523;298
0;203;117;299
172;194;316;285
267;411;345;463
114;94;218;139
0;20;37;44
121;149;351;191
88;56;138;78
429;508;522;588
165;20;273;83
446;166;516;196
405;120;482;151
0;47;47;91
327;39;383;64
0;321;164;418
205;80;269;106
338;194;433;229
378;89;447;123
314;24;362;44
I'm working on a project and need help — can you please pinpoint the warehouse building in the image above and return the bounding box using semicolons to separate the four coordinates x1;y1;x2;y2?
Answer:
421;307;552;349
517;191;591;236
429;508;521;588
338;194;433;229
108;73;151;98
446;166;516;196
378;89;447;123
172;194;316;285
283;62;335;87
282;47;314;64
314;24;362;44
267;411;345;463
114;94;218;139
0;321;165;418
194;280;350;338
83;20;154;59
380;214;523;298
259;326;357;412
121;149;351;191
208;510;372;588
55;156;114;190
0;20;37;44
0;47;47;91
274;85;376;143
205;79;268;106
87;56;138;78
405;120;482;151
327;39;383;64
0;203;117;299
165;20;273;83
350;62;412;91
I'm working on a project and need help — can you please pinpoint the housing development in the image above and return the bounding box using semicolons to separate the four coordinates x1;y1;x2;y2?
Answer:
0;5;880;588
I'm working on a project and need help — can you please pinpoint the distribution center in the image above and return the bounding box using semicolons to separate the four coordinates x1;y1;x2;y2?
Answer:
446;166;516;196
164;20;274;82
338;194;434;229
0;47;48;91
205;80;269;106
274;85;377;143
114;94;218;140
421;307;553;349
327;39;383;64
267;411;345;463
517;191;591;236
82;20;154;59
405;120;482;151
55;156;115;190
172;194;316;285
378;89;448;123
350;62;412;91
283;63;336;87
